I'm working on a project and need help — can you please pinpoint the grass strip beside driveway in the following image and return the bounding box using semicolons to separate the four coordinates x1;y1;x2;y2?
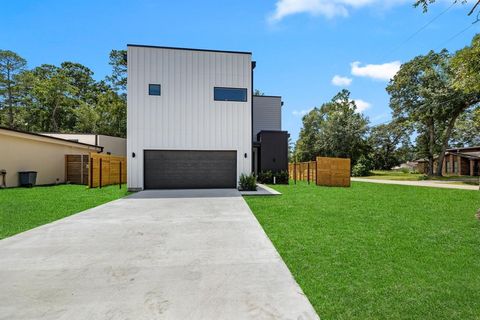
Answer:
244;181;480;319
1;184;129;239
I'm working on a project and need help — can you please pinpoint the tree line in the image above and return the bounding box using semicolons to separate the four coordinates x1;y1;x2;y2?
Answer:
294;34;480;176
0;49;127;137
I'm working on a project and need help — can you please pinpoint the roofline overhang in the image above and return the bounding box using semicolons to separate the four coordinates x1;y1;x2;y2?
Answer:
0;127;103;151
127;44;252;55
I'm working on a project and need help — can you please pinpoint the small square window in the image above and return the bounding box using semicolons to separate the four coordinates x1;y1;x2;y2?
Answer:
149;84;161;96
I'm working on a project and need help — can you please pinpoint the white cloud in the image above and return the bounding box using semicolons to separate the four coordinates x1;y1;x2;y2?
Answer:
352;99;371;112
269;0;409;22
332;75;353;86
292;108;313;116
350;61;401;81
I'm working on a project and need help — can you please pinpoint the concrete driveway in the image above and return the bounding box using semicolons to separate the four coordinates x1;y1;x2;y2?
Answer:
0;189;318;320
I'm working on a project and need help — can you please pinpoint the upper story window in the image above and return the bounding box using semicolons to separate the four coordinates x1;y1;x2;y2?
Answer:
149;84;161;96
214;87;247;102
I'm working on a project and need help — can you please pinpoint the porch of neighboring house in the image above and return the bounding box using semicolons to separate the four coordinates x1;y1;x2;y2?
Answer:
416;146;480;177
442;152;479;176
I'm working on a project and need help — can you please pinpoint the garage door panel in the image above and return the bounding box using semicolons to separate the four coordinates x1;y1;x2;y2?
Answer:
144;150;237;189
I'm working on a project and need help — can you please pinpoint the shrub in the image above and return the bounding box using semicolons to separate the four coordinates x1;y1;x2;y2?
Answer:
352;155;373;177
275;170;289;184
257;170;273;184
238;173;257;191
257;170;289;184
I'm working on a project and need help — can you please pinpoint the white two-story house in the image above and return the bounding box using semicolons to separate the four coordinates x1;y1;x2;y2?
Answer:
127;44;287;190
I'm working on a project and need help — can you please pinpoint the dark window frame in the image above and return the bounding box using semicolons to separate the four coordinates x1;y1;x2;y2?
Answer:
149;84;161;96
214;87;248;102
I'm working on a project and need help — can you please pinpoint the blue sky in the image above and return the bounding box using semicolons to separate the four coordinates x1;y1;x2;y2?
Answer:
1;0;479;141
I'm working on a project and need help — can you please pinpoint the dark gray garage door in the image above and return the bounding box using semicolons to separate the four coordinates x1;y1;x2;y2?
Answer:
144;150;237;189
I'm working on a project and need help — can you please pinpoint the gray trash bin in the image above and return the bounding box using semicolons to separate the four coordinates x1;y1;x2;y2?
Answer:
18;171;37;187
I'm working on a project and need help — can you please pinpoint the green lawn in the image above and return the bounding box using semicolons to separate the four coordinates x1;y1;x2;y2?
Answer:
0;184;129;239
244;182;480;319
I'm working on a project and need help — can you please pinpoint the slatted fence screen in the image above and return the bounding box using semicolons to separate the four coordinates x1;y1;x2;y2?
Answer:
88;153;127;188
65;155;89;184
289;157;351;187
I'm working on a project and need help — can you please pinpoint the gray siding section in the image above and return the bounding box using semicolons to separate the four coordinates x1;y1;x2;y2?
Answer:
252;96;282;141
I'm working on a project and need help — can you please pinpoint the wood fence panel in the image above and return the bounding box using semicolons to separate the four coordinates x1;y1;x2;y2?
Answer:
65;155;89;184
88;153;127;188
288;161;317;183
316;157;351;187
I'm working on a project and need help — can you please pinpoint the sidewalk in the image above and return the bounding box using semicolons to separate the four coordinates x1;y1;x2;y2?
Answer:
352;178;479;191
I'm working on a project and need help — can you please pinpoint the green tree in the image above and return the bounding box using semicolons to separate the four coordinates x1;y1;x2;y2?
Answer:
295;90;369;164
106;50;127;92
94;89;127;137
450;106;480;147
387;50;479;176
295;108;322;161
25;64;77;132
368;121;413;170
0;50;27;128
451;34;480;94
414;0;480;17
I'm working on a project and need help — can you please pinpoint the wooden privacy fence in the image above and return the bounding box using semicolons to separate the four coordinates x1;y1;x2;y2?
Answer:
289;157;351;187
89;153;127;188
288;161;317;183
65;155;89;184
65;153;126;188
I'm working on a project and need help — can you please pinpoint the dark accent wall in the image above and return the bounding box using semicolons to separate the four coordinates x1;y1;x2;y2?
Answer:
257;131;289;172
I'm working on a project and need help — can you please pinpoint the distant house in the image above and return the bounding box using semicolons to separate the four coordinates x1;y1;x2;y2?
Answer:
0;127;102;187
417;146;480;176
41;133;126;156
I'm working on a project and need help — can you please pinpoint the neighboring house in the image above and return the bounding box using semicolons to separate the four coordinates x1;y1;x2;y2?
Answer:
41;133;126;156
127;44;288;190
416;146;480;176
0;127;102;187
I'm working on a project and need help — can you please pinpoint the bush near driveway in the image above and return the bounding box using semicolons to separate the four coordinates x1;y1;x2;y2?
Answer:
244;181;480;319
0;184;129;239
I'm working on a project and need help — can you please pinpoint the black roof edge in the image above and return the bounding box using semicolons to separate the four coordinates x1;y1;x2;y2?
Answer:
447;146;480;151
0;127;104;151
127;44;252;55
253;95;282;98
40;132;125;138
258;130;289;134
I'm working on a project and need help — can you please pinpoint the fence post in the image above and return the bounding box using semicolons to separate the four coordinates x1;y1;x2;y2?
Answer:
119;161;122;189
99;158;103;189
90;157;94;188
294;162;297;184
307;162;310;185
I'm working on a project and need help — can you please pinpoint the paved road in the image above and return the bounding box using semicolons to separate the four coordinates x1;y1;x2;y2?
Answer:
0;189;318;320
352;177;479;191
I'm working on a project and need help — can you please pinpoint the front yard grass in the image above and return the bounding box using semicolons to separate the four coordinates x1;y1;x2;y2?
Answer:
0;184;129;239
244;181;480;319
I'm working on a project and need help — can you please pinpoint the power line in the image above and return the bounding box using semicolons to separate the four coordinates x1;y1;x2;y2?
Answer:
384;2;456;60
436;21;478;50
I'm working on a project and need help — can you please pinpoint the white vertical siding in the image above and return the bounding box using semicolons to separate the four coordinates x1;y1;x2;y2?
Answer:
127;46;252;190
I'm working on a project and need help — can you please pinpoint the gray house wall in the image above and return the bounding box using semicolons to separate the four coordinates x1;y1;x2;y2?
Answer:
257;131;289;172
252;96;282;141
